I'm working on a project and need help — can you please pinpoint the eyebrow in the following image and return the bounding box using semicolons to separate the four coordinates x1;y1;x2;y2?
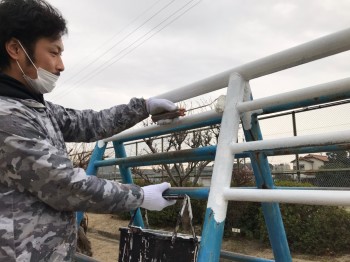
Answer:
52;44;64;53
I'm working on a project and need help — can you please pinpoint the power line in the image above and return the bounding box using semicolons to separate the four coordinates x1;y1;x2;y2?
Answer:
52;0;175;98
54;0;199;101
59;0;163;80
54;0;201;102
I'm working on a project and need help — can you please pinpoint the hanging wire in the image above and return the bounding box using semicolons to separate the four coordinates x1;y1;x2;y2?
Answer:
53;0;176;96
53;0;202;102
57;0;163;82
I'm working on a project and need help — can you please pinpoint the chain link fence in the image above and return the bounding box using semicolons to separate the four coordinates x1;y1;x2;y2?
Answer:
260;101;350;188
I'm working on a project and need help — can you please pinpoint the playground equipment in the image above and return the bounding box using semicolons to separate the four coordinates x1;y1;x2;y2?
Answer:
76;27;350;261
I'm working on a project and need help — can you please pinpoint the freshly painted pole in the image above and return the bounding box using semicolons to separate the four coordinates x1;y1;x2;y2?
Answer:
104;110;222;143
243;108;292;261
155;28;350;103
230;130;350;155
198;73;246;261
223;189;350;206
255;143;350;157
236;77;350;113
113;141;144;228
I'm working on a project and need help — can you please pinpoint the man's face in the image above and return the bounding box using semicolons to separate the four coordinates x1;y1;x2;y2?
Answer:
22;37;65;79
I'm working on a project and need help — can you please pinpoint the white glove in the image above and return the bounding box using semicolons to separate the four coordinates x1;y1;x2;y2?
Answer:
146;98;178;115
156;118;175;125
140;182;176;211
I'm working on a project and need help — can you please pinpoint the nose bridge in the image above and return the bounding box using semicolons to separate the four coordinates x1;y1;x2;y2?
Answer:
57;55;65;72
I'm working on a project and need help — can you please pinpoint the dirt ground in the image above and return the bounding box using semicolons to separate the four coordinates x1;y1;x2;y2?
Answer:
86;213;350;262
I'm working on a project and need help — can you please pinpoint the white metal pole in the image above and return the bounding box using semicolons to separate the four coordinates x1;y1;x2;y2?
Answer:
103;109;221;143
198;73;247;262
154;28;350;102
223;188;350;206
206;72;246;222
230;130;350;154
236;77;350;113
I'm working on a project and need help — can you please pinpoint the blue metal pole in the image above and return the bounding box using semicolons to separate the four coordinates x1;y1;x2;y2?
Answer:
164;187;210;200
113;141;144;228
86;143;106;176
94;145;248;168
243;115;292;262
77;142;106;226
95;145;218;167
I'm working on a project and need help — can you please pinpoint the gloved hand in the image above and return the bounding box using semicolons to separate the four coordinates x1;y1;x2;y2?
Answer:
146;98;178;115
140;182;176;211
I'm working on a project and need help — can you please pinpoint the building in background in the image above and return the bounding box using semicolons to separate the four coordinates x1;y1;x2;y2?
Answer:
290;154;329;180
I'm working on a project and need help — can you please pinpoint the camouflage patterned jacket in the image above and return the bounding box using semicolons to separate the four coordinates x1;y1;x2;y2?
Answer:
0;74;149;261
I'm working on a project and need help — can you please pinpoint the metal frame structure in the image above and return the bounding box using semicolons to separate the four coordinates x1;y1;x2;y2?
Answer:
79;28;350;261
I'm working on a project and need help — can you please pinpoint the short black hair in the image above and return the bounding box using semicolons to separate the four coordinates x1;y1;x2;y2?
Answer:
0;0;68;70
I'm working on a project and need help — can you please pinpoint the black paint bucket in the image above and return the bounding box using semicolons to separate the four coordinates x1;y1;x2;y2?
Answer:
118;226;200;262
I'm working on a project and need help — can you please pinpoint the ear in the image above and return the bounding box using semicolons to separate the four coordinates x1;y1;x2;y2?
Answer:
5;38;21;60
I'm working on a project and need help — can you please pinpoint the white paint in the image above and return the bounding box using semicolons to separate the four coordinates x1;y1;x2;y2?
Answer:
237;77;350;113
223;188;350;206
103;110;222;143
239;82;263;130
230;130;350;154
214;95;226;113
240;82;253;130
241;109;263;131
153;28;350;103
207;73;246;223
97;140;105;148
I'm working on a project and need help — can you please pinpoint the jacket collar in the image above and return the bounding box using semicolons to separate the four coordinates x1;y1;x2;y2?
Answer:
0;72;44;104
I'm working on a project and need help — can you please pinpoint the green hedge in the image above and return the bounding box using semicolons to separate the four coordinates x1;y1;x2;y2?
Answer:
263;204;350;255
227;181;350;255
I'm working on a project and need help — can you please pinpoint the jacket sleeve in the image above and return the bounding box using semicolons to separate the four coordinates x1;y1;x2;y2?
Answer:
47;97;149;142
0;103;144;213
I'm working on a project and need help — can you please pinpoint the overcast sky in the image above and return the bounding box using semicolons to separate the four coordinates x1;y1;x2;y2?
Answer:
46;0;350;111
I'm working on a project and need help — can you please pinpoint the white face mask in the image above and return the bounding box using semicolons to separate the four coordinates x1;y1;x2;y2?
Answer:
16;41;59;94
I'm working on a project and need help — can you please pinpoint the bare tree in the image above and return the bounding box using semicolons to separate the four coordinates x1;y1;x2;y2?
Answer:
133;100;221;186
66;142;114;169
67;143;98;169
131;167;152;184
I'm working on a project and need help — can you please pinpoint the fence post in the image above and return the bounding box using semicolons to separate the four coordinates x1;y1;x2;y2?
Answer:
292;111;301;182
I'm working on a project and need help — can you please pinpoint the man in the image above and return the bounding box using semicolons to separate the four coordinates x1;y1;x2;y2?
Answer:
0;0;178;261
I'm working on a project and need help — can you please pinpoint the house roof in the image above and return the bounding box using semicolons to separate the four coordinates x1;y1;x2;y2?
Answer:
291;154;329;163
